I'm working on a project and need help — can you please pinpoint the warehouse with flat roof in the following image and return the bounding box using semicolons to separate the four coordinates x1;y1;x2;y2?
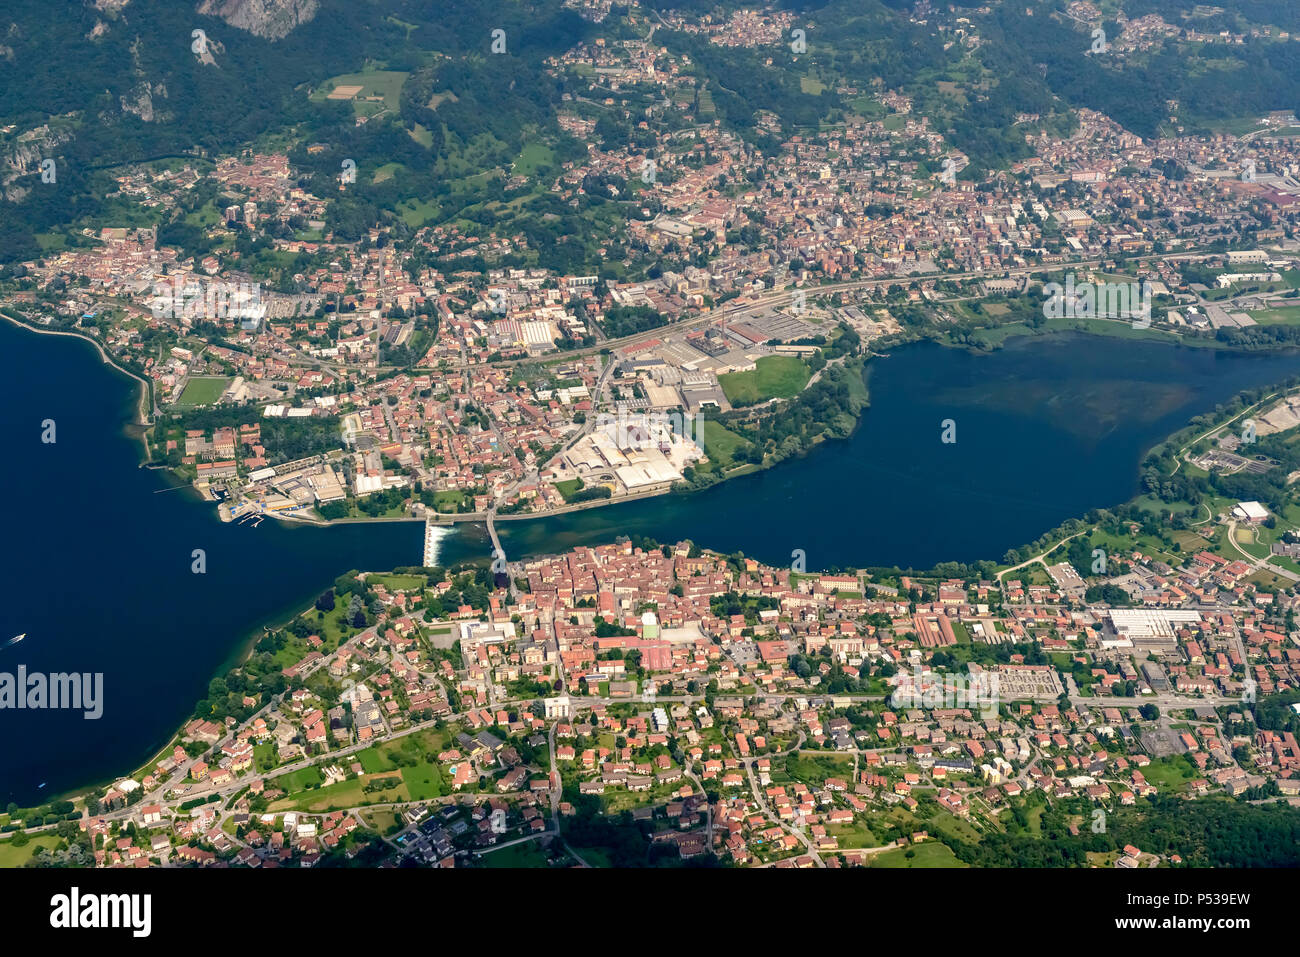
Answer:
1104;609;1201;647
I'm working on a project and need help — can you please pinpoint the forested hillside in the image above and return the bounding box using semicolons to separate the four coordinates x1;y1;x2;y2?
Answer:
3;0;1299;263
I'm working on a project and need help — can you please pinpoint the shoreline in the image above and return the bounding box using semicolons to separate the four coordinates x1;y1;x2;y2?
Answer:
281;322;1299;530
34;573;344;810
286;483;690;527
0;311;156;461
34;294;1281;535
43;306;1298;544
249;360;867;529
8;301;1290;546
8;345;1300;819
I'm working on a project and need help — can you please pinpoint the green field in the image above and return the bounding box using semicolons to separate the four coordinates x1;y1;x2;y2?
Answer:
356;728;450;775
276;765;325;793
398;197;441;228
432;489;472;513
975;316;1188;350
927;809;984;846
479;839;551;868
409;123;435;148
512;142;555;178
176;376;230;407
870;841;966;868
373;162;403;184
272;774;383;813
1142;756;1198;793
270;759;445;812
311;69;408;117
780;752;854;787
363;809;404;836
1249;305;1300;326
829;820;883;849
400;762;446;800
699;419;752;470
848;95;886;119
183;199;222;229
367;573;427;592
0;834;59;868
718;356;812;406
555;478;584;502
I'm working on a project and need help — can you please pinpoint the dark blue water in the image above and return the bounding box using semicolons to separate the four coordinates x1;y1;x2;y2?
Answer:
5;320;1300;806
0;320;486;806
498;335;1300;569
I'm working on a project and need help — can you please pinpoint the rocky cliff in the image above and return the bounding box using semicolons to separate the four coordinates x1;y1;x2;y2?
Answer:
195;0;320;40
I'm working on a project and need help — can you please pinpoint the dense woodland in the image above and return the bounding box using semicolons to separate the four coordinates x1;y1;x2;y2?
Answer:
948;796;1300;867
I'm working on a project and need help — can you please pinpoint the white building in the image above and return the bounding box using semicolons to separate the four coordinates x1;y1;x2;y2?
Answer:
1233;501;1269;523
459;620;516;643
1104;609;1202;646
651;707;670;732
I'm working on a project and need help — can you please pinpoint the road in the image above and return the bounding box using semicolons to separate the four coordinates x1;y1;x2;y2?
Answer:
1169;388;1289;476
483;352;615;601
731;729;821;866
742;752;822;867
416;250;1207;376
682;761;714;851
1226;519;1300;582
191;248;1215;386
996;529;1090;584
544;719;591;867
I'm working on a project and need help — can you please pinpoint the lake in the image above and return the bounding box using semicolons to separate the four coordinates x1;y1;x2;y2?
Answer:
499;334;1300;570
4;320;1300;804
0;320;481;806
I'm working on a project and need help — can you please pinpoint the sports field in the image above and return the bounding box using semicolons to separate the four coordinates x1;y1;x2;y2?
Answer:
176;376;230;407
